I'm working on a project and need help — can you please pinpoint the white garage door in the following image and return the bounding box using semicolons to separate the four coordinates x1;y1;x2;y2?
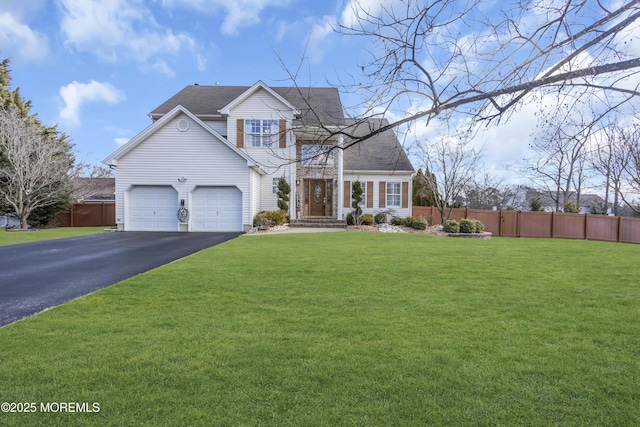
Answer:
129;186;179;231
192;186;242;231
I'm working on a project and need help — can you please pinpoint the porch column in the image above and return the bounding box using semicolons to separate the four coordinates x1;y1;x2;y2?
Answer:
337;134;344;220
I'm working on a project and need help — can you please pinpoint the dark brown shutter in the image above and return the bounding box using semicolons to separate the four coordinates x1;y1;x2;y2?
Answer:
344;181;351;208
402;182;409;208
279;119;286;148
379;181;386;208
366;181;373;208
236;119;244;148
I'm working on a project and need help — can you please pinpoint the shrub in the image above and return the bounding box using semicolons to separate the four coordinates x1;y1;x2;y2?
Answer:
412;218;428;230
403;216;416;227
443;219;459;233
253;211;287;228
390;216;404;226
474;219;485;233
361;214;374;225
374;212;387;224
346;212;355;225
459;218;475;233
276;177;290;212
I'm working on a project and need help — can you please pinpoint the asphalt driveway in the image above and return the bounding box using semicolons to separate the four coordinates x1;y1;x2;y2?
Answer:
0;231;241;327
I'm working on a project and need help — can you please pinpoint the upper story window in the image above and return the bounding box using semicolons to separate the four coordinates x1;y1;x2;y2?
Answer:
245;119;279;147
301;145;334;167
387;182;401;207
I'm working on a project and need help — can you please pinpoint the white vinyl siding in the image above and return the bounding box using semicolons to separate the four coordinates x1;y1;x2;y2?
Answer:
115;113;252;230
228;88;295;172
343;173;413;218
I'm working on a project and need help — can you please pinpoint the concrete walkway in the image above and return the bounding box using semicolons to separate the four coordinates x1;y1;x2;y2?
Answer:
243;226;347;235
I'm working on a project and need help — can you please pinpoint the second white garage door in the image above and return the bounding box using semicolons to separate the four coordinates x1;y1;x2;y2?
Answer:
191;186;242;232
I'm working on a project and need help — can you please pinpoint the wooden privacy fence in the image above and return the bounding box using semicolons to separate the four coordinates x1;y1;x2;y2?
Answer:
412;206;640;245
50;203;115;227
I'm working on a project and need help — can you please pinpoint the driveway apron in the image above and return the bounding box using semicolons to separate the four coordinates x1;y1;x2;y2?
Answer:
0;232;240;327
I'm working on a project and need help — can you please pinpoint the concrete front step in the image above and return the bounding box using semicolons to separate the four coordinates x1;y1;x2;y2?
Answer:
290;218;347;228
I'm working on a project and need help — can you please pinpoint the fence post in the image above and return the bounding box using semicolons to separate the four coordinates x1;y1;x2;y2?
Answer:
551;211;555;238
70;205;74;227
618;216;622;243
584;213;589;240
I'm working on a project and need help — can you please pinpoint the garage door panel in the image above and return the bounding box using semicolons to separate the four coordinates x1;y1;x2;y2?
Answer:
129;186;179;231
192;187;242;232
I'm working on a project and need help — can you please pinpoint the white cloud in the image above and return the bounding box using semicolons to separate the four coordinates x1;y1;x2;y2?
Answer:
162;0;290;36
196;53;207;72
150;59;176;77
58;0;196;64
114;137;130;146
307;16;336;64
340;0;398;28
59;80;125;127
0;12;49;62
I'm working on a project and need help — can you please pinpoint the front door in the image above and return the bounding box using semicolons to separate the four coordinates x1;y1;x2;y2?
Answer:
309;179;326;216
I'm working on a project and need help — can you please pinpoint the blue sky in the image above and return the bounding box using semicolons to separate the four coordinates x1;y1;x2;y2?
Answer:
0;0;373;167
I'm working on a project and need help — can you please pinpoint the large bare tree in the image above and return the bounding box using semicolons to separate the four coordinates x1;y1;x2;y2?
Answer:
590;123;630;215
422;132;484;222
0;108;73;229
289;0;640;150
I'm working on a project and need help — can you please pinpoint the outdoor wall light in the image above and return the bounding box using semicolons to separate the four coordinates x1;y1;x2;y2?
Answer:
178;177;187;182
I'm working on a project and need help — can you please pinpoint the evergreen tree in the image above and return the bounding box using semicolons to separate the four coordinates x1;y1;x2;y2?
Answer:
0;58;74;226
530;193;543;211
276;177;290;212
412;168;441;206
351;181;363;225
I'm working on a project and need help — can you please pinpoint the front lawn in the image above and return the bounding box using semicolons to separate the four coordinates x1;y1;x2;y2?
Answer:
0;233;638;426
0;227;109;246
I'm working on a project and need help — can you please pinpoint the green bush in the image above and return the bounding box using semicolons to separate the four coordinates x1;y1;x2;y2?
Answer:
412;218;428;230
390;217;404;226
374;212;387;224
253;211;287;228
361;214;374;225
346;212;355;225
474;219;485;233
459;218;475;233
403;216;416;227
443;219;459;233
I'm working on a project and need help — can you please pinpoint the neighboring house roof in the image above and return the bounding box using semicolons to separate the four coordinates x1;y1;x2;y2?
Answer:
72;177;115;201
343;119;414;173
149;83;345;127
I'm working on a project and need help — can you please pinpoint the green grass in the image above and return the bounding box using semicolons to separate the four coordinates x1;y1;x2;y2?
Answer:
0;227;109;246
1;233;638;426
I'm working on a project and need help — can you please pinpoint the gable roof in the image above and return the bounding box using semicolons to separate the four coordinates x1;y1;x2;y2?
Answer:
103;104;258;168
218;81;300;116
343;119;414;173
149;83;345;127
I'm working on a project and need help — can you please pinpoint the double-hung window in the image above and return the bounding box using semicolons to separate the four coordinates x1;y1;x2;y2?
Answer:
386;182;401;207
272;178;279;194
246;119;279;147
358;181;366;207
301;145;334;167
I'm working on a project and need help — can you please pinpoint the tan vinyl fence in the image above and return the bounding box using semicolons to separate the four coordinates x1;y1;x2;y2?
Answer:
49;203;116;227
412;206;640;245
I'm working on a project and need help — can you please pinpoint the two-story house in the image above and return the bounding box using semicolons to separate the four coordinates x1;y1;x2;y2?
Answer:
103;81;414;232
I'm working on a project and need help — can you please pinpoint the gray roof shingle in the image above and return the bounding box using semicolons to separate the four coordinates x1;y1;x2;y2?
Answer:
150;84;345;126
343;119;414;172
